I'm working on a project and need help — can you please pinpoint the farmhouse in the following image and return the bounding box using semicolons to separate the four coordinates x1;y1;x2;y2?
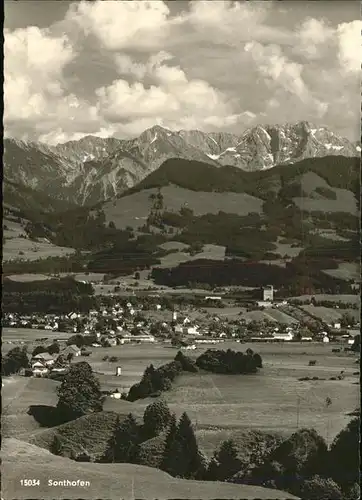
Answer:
31;352;55;367
63;344;81;357
32;361;49;377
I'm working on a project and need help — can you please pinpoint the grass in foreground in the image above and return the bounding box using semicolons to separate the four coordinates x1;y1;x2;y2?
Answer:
1;438;299;499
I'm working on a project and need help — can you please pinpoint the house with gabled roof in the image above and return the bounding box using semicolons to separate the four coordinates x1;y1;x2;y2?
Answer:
31;352;55;367
32;361;49;377
62;344;81;357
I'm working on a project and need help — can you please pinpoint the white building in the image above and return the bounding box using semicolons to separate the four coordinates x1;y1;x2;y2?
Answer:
272;332;293;341
257;301;273;308
263;285;274;302
32;362;49;377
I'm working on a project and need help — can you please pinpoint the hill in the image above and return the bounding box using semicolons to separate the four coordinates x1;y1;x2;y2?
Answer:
1;438;299;499
126;155;359;198
5;154;359;285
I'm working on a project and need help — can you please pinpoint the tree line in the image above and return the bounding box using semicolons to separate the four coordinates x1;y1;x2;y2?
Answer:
2;277;96;314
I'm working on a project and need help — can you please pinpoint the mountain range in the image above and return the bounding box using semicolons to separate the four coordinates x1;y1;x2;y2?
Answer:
3;121;360;209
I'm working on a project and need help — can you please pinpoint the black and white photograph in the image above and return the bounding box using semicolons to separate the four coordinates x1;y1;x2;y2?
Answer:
2;1;360;499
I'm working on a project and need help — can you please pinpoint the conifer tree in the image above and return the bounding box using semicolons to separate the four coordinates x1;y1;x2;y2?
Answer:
161;413;179;474
172;412;203;479
101;414;139;463
208;439;241;481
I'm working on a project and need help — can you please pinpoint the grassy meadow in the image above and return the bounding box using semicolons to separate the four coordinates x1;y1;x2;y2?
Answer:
1;438;298;500
2;337;359;499
102;185;264;229
73;341;360;445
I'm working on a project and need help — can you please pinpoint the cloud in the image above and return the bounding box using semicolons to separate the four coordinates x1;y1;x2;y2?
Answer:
95;51;240;136
3;25;104;143
4;1;360;143
337;20;362;72
65;0;171;51
4;26;75;123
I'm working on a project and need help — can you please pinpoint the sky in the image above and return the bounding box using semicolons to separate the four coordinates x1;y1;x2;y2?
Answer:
4;0;361;145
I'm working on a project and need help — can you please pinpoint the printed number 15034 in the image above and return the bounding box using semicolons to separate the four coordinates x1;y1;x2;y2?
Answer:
20;479;40;486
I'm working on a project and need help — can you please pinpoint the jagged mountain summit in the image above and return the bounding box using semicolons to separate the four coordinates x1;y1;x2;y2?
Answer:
3;121;359;207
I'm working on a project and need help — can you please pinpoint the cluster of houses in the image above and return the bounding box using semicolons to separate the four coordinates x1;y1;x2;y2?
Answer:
3;285;359;353
28;344;81;377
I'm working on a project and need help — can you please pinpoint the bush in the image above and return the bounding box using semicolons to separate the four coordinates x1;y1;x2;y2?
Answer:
299;475;343;500
175;351;198;372
143;400;172;437
196;349;261;374
327;417;360;491
248;428;328;493
135;434;167;468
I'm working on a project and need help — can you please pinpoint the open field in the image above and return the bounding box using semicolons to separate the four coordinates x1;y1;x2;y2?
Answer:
157;244;226;268
3;340;359;447
103;185;264;229
66;342;359;446
1;438;298;500
323;262;360;281
200;306;298;324
162;342;359;446
291;294;360;304
301;305;360;323
2;327;75;345
87;344;179;391
6;273;54;282
293;172;357;213
3;236;76;261
2;377;60;438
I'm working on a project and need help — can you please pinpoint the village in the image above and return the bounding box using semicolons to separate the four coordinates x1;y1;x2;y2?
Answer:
2;284;359;383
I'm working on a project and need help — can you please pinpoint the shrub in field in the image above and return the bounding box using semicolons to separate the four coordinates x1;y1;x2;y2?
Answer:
207;439;242;481
127;361;183;401
134;433;167;468
327;417;360;493
175;350;198;372
143;400;172;437
196;348;261;374
298;475;343;500
56;362;103;422
2;346;29;375
247;428;328;494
